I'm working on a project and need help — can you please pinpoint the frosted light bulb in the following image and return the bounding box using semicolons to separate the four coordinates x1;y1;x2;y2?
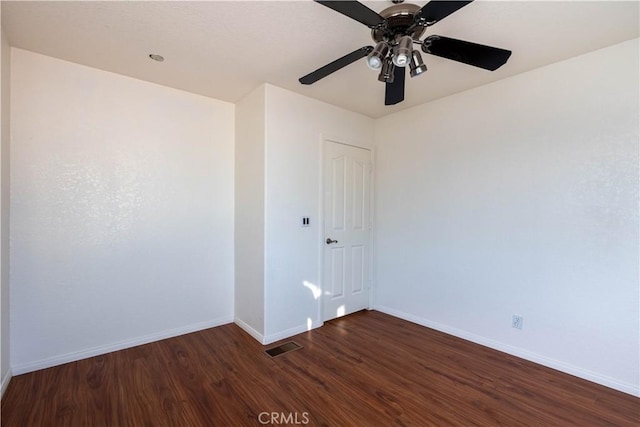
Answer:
367;56;383;70
367;41;389;71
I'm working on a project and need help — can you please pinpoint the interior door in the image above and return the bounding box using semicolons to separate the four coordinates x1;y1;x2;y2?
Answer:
323;140;372;321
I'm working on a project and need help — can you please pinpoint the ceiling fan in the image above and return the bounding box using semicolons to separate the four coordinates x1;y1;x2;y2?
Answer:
299;0;512;106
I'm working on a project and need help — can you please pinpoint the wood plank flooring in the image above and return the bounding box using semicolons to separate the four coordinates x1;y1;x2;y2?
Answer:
2;310;638;426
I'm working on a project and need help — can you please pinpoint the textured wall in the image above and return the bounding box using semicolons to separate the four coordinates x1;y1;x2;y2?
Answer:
10;49;235;372
1;16;12;395
374;39;639;395
263;85;374;342
234;85;266;338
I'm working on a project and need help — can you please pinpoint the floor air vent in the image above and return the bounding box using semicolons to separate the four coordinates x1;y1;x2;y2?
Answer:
265;341;302;358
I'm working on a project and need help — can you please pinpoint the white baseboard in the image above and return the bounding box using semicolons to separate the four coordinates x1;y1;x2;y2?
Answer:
235;316;323;346
234;317;265;343
262;320;323;345
374;305;640;397
1;367;12;399
11;316;233;375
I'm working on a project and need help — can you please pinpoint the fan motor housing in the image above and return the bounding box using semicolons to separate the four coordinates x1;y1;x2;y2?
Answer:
371;4;426;43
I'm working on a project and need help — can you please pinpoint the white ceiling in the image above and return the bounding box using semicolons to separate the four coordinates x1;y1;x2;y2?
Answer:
2;1;638;118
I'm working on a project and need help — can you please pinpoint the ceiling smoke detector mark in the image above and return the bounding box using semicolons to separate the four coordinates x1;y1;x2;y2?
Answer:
149;54;164;62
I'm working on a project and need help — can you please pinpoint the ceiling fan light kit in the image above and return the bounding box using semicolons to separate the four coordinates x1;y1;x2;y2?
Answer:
392;35;413;67
299;0;512;106
367;41;389;70
378;57;396;83
409;50;428;77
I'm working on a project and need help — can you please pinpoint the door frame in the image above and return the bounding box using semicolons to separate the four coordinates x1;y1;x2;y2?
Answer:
317;135;376;325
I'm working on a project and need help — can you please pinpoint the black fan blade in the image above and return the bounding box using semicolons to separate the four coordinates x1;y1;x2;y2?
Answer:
299;46;373;85
385;66;405;106
415;1;473;25
315;1;385;28
422;35;511;71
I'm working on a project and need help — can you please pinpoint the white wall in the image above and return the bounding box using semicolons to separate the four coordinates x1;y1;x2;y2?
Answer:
10;49;235;373
234;85;265;339
374;39;639;395
3;35;636;399
263;85;374;342
0;13;12;396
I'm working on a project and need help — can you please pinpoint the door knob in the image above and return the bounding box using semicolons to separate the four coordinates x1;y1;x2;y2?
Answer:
326;238;338;244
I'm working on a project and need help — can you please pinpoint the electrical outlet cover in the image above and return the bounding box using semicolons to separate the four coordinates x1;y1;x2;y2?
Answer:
512;315;523;330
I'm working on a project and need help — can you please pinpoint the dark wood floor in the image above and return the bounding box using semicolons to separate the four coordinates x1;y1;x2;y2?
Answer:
2;310;638;426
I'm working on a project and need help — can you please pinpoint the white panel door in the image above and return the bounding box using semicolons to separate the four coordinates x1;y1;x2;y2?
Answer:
323;141;372;321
